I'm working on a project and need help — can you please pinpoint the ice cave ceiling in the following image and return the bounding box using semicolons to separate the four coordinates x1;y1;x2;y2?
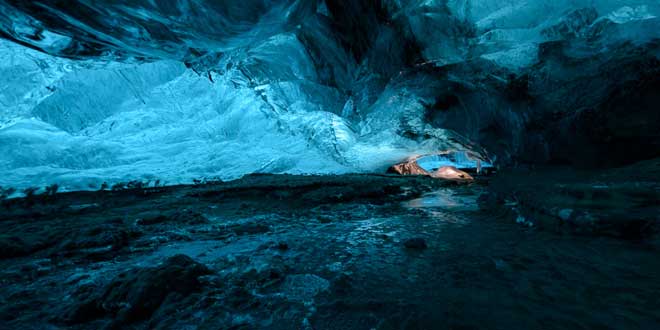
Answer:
0;0;659;191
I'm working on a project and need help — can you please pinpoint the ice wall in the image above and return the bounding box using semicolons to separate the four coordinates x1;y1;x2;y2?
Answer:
0;32;443;191
0;0;659;191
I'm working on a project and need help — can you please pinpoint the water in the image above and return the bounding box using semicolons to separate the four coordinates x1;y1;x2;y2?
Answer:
1;179;658;329
156;186;660;329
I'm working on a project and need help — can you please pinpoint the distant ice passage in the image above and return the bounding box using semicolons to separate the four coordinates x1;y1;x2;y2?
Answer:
0;0;658;191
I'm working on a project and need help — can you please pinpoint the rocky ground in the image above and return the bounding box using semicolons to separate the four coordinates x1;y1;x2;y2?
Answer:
1;165;659;330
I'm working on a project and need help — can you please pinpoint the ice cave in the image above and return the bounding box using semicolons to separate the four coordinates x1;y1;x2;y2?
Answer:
0;1;659;329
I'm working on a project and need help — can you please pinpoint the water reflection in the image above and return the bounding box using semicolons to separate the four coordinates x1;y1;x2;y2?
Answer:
404;188;480;212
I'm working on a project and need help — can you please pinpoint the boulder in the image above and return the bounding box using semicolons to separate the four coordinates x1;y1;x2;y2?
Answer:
403;238;428;249
430;166;474;182
66;254;212;327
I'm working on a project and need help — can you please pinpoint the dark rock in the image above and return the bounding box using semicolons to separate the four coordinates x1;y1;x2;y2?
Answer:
225;286;259;309
488;159;660;239
477;192;502;207
0;236;34;259
136;214;169;226
230;223;270;235
318;216;333;223
65;254;212;326
59;226;133;259
137;210;210;226
403;238;428;249
175;210;211;225
331;272;353;295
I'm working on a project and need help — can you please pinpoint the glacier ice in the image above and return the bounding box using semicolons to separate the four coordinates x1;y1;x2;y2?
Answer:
0;0;659;191
0;36;436;191
416;152;494;173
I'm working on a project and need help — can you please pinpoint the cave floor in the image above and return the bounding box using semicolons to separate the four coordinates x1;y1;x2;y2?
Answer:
1;170;659;330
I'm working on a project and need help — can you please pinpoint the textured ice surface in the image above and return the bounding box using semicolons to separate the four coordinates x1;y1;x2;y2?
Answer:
0;0;659;191
0;37;437;191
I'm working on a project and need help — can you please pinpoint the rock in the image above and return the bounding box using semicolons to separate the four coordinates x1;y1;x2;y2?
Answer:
230;222;270;235
388;158;475;182
176;210;211;225
331;272;353;295
403;238;428;249
0;236;34;259
430;166;474;182
477;192;504;208
137;210;210;226
136;214;169;226
65;273;92;285
558;208;573;221
239;263;287;290
66;254;212;326
387;158;429;176
280;274;330;301
58;226;135;261
488;160;660;238
318;216;332;223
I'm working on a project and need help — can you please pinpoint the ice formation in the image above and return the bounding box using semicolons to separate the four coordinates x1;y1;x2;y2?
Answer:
0;1;658;191
416;152;493;173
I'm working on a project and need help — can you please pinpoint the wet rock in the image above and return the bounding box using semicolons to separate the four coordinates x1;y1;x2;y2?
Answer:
488;159;660;238
58;226;138;261
65;254;212;327
230;223;270;235
280;274;330;301
558;209;573;221
331;272;353;295
403;238;428;250
224;286;260;310
136;214;169;226
238;265;287;291
318;215;333;224
0;236;35;259
477;192;504;208
137;210;210;226
175;210;211;225
18;259;53;279
65;273;92;285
